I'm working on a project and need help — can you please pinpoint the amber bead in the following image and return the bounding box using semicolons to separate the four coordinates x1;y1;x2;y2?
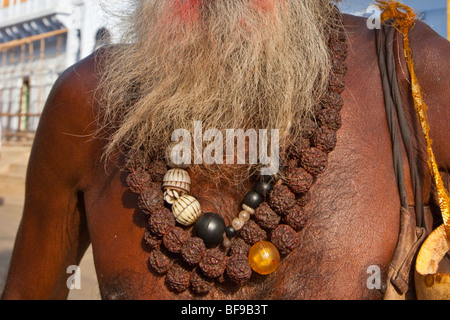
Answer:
248;241;280;275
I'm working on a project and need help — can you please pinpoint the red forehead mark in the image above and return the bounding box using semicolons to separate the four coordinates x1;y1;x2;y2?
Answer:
253;0;277;12
172;0;203;24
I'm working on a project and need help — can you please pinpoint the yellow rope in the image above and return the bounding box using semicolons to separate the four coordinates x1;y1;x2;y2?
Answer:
376;0;450;239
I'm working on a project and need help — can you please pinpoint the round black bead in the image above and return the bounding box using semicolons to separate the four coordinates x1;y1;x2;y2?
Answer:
226;226;236;238
243;191;264;209
254;181;274;198
194;213;226;248
261;175;276;184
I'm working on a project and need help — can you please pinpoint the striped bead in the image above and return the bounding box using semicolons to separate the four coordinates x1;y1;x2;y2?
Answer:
172;195;201;226
163;169;191;194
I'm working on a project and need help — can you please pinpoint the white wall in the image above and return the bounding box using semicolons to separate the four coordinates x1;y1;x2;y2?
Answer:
0;0;112;137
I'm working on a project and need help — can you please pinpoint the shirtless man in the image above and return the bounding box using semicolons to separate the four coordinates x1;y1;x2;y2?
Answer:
2;0;449;300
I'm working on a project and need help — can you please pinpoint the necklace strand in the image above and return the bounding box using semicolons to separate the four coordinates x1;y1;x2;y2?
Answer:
125;12;348;295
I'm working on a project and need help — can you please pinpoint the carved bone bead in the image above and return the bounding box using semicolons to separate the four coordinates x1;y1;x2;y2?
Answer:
164;189;185;205
172;195;201;226
162;169;191;194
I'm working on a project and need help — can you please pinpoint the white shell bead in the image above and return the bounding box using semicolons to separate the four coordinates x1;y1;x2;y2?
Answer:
164;189;184;205
242;204;255;215
163;169;191;194
239;210;251;222
232;218;245;231
172;195;201;226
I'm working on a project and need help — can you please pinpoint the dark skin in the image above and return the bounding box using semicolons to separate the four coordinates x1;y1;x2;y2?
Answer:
2;15;449;300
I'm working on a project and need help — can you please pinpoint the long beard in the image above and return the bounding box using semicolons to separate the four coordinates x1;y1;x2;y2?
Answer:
98;0;342;178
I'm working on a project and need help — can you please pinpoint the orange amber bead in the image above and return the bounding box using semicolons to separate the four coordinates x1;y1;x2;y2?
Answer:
248;241;281;275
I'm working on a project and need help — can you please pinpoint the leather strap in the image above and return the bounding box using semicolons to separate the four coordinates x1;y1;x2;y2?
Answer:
376;23;428;299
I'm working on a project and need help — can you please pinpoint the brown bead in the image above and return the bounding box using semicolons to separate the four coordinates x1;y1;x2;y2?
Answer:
314;103;325;114
268;184;296;215
287;158;300;170
329;27;347;44
286;167;314;195
125;157;138;172
287;138;311;159
125;152;148;172
328;72;346;93
126;168;152;194
163;227;190;253
296;192;311;207
300;148;328;176
312;127;337;153
284;205;307;232
329;39;348;61
254;202;281;230
148;160;168;182
226;254;253;285
317;107;342;131
143;229;162;249
199;249;227;279
239;220;267;246
332;58;348;77
181;237;206;265
271;225;300;255
138;184;164;215
148;207;175;237
148;250;173;275
229;238;251;257
190;268;214;295
301;117;318;139
321;90;344;111
166;263;191;293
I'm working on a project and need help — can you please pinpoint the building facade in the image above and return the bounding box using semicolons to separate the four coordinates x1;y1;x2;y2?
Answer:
0;0;109;143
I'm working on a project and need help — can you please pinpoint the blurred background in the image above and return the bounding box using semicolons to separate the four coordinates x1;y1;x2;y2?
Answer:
0;0;448;300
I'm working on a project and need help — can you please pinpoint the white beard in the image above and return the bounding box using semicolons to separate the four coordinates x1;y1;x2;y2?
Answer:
98;0;340;172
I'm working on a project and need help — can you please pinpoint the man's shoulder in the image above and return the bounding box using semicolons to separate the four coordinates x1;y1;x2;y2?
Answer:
54;45;113;105
342;13;368;28
341;13;378;51
341;12;449;71
36;46;120;150
44;45;121;131
408;19;450;73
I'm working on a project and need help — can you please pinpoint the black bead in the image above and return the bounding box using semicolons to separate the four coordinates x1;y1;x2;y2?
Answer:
254;181;274;198
194;213;226;248
261;175;276;184
243;191;264;209
226;226;236;238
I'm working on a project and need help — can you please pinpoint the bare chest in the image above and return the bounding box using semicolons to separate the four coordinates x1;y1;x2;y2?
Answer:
82;29;405;299
83;94;402;301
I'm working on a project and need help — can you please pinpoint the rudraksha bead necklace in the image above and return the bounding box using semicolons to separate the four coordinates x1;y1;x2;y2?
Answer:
125;15;348;295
